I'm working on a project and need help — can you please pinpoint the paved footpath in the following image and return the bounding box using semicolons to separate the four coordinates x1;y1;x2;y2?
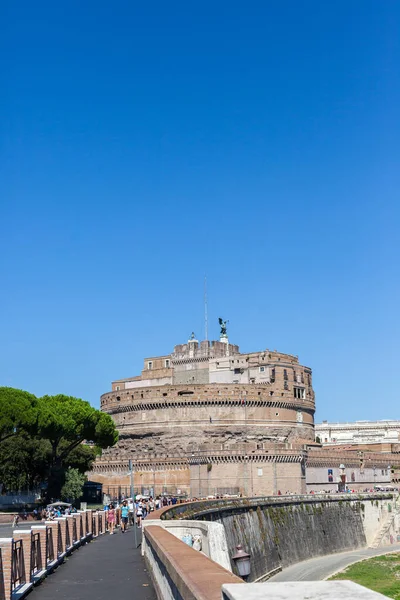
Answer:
27;527;156;600
269;542;400;582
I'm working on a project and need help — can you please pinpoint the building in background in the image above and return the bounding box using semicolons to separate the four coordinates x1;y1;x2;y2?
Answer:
315;421;400;450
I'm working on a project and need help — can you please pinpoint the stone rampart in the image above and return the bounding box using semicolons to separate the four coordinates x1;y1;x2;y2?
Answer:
157;493;396;582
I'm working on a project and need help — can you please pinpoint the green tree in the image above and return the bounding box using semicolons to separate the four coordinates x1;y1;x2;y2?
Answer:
0;390;118;499
0;434;51;492
35;394;118;500
0;387;38;444
60;468;86;502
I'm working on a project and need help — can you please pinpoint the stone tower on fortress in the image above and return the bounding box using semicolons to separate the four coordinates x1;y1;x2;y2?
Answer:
90;322;316;497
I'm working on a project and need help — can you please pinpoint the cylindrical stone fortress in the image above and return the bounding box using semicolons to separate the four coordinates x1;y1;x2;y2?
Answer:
91;334;316;497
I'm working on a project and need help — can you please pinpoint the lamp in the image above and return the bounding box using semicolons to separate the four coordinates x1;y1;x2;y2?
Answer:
232;544;251;578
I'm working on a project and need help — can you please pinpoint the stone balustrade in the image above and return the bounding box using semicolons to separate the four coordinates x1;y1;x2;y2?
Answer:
0;510;107;600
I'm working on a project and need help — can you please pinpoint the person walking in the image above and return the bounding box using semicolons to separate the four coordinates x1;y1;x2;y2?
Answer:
107;503;116;534
136;502;143;528
120;501;129;533
128;499;135;526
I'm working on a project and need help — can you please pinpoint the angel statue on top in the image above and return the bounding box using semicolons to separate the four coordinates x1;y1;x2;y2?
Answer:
218;317;228;337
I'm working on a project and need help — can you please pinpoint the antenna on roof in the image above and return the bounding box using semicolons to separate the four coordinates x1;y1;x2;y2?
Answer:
204;276;208;341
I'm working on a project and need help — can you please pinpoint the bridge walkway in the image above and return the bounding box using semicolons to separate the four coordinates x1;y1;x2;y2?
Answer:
27;527;156;600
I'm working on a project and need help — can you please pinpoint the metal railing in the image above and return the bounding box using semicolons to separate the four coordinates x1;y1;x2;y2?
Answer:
72;519;78;544
30;532;42;577
46;528;54;565
98;513;103;534
57;524;63;557
79;516;83;539
66;519;71;548
92;515;97;537
11;540;26;591
85;512;89;535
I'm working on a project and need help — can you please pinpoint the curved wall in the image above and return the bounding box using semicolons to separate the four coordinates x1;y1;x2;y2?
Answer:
100;383;315;455
161;494;393;582
93;350;316;497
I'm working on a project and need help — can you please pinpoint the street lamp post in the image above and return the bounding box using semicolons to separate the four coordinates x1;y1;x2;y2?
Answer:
232;545;251;580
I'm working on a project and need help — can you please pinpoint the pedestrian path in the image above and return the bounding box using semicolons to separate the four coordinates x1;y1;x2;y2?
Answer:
27;527;156;600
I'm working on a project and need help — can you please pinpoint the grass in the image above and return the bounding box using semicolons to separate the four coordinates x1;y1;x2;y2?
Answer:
329;553;400;600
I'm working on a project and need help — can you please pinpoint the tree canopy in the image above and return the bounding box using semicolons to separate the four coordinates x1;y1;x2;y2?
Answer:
0;388;118;501
0;387;38;443
36;394;118;463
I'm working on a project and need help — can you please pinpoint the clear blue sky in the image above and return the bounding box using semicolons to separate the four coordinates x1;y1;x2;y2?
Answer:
1;1;399;422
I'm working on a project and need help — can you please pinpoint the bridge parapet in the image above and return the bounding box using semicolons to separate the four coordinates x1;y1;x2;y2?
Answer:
143;525;242;600
0;510;106;600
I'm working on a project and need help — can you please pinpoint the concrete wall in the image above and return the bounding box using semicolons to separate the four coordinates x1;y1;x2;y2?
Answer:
188;495;393;582
143;525;242;600
222;581;391;600
142;518;231;571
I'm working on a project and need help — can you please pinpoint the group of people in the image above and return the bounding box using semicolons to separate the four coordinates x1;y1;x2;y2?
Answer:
12;504;77;527
41;505;77;519
105;495;179;534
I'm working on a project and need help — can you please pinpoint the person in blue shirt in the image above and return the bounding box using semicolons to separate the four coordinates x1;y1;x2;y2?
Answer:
120;501;129;533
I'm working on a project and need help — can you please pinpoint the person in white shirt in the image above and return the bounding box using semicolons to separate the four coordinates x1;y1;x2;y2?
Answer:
136;502;143;527
128;500;134;525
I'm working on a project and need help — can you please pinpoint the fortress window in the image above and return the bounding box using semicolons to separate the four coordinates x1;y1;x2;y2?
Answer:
116;396;121;401
293;387;305;400
270;368;275;383
259;366;265;372
283;369;288;380
116;386;120;391
234;368;241;374
165;359;170;368
148;361;153;369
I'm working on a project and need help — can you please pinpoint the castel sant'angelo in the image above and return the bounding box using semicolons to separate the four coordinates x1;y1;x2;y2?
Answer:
90;320;400;497
91;320;317;497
